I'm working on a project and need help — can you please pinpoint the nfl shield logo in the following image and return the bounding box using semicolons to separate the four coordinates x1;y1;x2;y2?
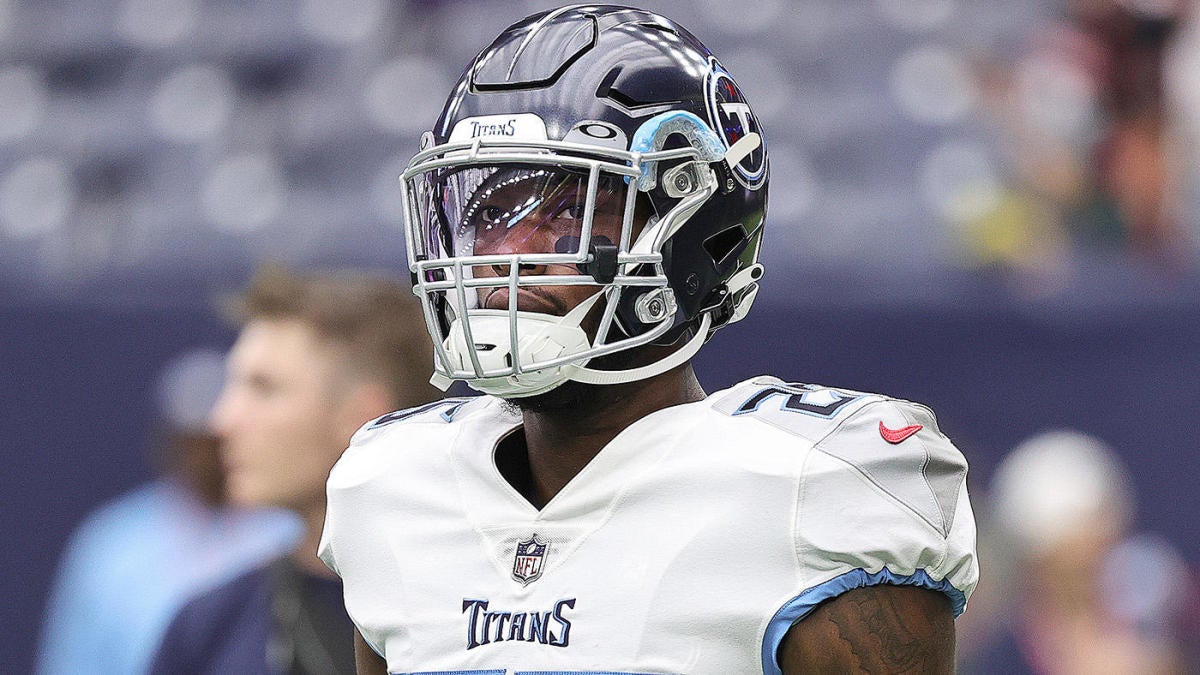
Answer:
512;535;548;585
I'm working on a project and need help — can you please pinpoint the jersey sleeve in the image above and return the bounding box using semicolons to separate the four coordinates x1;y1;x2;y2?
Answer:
779;398;978;626
318;398;474;577
317;415;384;578
318;397;484;661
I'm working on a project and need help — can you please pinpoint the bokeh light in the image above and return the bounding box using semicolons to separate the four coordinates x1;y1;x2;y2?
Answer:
201;154;285;233
0;65;47;143
363;56;451;136
0;157;74;239
115;0;199;47
149;65;235;143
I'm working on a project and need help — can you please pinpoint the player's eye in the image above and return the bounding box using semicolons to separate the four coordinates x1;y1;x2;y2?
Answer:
477;205;506;229
555;203;586;221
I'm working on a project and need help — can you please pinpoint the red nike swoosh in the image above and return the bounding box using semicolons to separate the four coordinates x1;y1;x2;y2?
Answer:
879;421;923;444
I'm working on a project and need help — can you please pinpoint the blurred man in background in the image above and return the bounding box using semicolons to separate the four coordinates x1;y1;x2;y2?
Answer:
149;267;439;675
965;429;1195;674
36;347;301;675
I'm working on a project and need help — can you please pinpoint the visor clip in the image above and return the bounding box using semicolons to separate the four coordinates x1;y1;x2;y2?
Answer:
635;288;677;324
582;240;619;284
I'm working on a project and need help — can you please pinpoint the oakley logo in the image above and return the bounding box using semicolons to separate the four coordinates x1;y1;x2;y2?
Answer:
564;120;628;149
577;123;618;139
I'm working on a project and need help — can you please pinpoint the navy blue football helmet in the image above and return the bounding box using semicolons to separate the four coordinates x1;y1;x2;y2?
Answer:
401;4;768;397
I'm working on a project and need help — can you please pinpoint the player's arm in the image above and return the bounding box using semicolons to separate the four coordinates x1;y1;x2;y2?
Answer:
778;584;956;674
354;628;388;675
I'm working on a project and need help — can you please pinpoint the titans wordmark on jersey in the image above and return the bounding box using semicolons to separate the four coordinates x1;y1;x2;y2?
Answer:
318;376;978;675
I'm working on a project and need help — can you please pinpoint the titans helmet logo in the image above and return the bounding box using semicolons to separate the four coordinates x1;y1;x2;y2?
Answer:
705;61;767;190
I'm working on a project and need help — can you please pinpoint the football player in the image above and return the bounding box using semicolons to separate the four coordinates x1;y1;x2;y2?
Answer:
320;5;978;674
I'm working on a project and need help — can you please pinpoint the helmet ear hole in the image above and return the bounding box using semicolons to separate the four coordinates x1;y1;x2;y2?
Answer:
702;224;749;267
431;294;453;340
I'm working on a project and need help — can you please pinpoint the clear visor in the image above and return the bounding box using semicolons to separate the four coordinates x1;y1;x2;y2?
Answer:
415;164;635;263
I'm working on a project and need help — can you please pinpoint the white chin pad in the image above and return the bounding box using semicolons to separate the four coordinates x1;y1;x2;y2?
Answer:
443;310;592;397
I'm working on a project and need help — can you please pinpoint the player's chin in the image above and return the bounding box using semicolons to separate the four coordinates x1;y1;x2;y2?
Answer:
508;378;596;414
509;350;642;414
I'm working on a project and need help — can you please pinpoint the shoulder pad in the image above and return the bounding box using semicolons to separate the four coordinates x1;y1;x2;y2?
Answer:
348;397;481;446
815;399;967;537
713;378;968;536
368;397;477;428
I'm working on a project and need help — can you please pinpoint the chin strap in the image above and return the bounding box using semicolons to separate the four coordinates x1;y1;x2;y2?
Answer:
566;312;711;386
430;370;453;391
429;290;606;395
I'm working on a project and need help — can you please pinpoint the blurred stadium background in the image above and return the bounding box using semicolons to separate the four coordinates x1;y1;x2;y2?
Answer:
3;0;1198;671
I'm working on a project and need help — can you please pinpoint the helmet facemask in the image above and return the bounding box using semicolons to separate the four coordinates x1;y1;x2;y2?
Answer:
402;113;732;398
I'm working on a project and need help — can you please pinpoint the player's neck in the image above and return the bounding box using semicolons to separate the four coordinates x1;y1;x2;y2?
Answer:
516;363;706;508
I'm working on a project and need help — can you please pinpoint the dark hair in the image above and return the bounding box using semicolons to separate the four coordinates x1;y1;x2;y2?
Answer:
223;265;440;409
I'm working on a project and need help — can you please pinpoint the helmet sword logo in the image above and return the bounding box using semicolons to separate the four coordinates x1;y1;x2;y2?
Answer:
707;64;767;189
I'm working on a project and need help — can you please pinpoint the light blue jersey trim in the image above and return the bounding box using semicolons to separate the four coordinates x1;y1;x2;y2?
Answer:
403;671;505;675
400;667;672;672
513;667;676;672
760;567;967;675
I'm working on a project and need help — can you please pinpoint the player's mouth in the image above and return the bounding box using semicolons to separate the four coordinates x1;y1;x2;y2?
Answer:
482;288;565;315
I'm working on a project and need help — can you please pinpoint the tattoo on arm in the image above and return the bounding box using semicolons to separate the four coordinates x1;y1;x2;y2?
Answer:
779;585;956;674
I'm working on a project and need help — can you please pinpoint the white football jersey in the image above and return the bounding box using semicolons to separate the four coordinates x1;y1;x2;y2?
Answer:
319;376;978;675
